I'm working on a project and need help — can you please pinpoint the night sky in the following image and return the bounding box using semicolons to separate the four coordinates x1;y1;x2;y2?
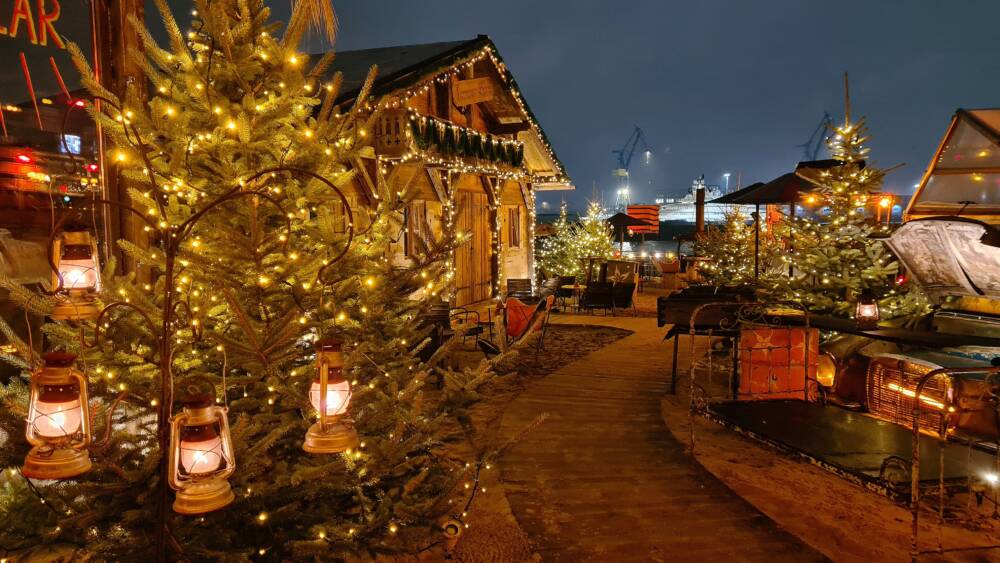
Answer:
170;1;1000;212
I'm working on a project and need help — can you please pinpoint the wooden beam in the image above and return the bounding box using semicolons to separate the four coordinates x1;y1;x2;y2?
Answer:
351;156;378;204
426;167;450;203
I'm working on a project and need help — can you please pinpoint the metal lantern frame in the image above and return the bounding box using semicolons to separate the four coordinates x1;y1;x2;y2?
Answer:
23;353;93;479
50;229;102;321
167;393;236;515
855;290;880;330
304;338;359;454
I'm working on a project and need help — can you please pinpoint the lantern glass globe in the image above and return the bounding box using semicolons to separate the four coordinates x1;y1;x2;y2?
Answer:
310;380;351;416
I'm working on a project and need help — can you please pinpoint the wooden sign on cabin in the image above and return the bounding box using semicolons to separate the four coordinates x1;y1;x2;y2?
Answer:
453;77;494;106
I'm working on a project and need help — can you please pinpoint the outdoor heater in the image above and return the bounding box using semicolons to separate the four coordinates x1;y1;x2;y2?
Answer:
168;385;235;515
303;337;359;454
22;352;92;479
51;229;102;321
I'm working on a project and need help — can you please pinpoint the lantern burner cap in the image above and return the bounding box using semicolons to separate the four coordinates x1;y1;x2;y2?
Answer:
42;351;78;367
315;337;342;351
177;376;218;408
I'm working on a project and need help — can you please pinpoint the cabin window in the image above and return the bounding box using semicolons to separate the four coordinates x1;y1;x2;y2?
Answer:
507;207;521;248
405;201;428;256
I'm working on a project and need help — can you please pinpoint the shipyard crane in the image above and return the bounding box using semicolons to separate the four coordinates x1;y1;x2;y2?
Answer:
796;112;833;161
612;126;653;211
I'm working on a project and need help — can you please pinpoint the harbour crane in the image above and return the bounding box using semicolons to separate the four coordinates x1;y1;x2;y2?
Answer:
796;112;833;161
612;126;652;211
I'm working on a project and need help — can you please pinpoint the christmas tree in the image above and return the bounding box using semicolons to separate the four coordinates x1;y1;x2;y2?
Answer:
696;207;783;286
0;1;507;559
537;201;615;280
767;108;928;320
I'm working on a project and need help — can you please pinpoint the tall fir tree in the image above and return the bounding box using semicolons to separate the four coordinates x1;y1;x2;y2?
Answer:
536;201;615;280
0;1;508;559
767;112;928;320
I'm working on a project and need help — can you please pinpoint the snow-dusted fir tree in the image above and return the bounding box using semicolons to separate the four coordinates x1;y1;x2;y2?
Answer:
768;109;927;319
537;201;615;280
0;1;505;559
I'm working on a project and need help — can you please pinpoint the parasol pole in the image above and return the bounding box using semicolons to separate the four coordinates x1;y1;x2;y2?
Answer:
788;202;795;277
754;203;760;280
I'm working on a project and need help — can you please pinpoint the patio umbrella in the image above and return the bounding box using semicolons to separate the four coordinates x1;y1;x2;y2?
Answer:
606;213;650;253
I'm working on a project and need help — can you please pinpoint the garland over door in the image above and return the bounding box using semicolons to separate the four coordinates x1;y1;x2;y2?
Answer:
454;191;491;305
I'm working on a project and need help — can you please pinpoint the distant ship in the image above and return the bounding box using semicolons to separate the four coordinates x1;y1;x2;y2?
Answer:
657;176;753;223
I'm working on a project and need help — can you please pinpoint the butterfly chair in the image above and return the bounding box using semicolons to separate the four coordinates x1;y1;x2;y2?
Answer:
478;295;555;358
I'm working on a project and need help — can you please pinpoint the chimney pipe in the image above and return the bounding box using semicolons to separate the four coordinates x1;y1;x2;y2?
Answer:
695;187;705;234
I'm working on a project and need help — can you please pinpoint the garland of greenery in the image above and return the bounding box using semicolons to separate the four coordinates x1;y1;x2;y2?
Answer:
410;117;525;168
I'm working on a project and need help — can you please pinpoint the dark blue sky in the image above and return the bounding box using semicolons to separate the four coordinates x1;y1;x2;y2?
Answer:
171;1;1000;212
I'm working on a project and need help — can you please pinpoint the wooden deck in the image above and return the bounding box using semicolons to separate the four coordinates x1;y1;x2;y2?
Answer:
498;315;824;561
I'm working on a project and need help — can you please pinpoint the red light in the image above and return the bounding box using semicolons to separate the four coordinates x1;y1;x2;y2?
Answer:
73;99;86;108
86;163;99;173
58;185;68;193
896;273;907;285
16;153;32;164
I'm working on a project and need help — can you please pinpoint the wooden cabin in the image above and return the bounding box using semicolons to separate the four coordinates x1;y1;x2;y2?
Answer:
323;36;573;306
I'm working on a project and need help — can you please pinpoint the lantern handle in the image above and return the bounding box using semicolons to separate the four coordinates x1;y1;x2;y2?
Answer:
88;390;129;451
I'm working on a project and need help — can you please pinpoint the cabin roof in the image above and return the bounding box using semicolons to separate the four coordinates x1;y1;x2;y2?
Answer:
322;38;482;103
314;36;571;186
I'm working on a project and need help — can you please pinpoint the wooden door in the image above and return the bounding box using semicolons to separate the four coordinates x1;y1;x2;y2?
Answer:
454;191;492;305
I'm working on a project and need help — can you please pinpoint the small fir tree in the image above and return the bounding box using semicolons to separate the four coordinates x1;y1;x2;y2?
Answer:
537;201;615;280
696;207;783;285
0;1;510;559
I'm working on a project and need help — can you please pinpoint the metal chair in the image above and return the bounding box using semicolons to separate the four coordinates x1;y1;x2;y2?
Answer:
579;282;614;315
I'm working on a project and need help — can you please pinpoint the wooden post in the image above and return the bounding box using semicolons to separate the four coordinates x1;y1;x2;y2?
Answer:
93;0;147;276
695;187;705;234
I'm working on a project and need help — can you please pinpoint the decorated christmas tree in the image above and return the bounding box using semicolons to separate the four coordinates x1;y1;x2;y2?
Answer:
767;106;927;320
696;207;783;286
537;201;615;280
0;1;506;559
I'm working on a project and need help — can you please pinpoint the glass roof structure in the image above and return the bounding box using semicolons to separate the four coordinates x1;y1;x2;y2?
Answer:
906;109;1000;222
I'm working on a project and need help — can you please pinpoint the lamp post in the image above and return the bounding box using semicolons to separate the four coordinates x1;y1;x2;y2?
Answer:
723;172;731;194
23;352;93;479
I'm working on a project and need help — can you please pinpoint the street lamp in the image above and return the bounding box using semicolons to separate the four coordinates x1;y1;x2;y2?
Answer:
723;173;731;193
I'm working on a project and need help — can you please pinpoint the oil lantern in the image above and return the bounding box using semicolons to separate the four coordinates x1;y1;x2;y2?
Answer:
51;229;101;321
855;289;880;330
303;337;359;454
22;352;92;479
168;381;235;515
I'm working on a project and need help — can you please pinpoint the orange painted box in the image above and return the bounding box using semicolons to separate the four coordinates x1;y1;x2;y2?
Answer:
738;327;819;400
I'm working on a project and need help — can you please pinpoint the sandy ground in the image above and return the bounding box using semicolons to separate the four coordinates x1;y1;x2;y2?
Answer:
661;390;1000;562
445;323;633;561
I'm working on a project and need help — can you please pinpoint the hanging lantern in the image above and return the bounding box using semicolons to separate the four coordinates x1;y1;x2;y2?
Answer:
22;352;92;479
855;289;880;330
51;230;101;321
303;338;359;454
168;382;235;515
